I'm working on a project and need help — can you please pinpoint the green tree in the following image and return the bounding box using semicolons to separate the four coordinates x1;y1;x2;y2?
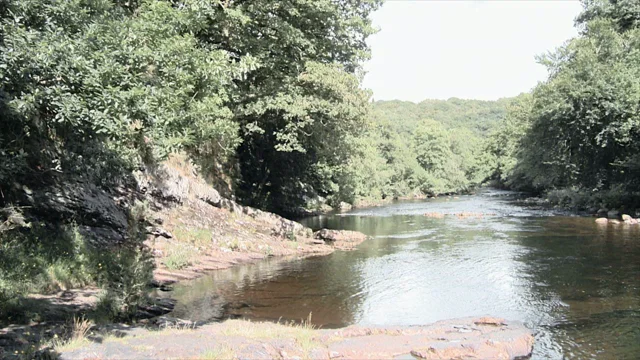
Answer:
191;0;382;214
512;0;640;193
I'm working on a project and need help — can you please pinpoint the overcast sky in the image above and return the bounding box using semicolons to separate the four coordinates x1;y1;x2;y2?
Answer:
362;0;583;102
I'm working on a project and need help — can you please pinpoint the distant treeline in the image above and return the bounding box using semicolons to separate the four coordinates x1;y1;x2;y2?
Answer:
351;98;512;200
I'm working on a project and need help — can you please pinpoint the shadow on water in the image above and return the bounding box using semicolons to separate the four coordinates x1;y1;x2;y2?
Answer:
161;189;640;359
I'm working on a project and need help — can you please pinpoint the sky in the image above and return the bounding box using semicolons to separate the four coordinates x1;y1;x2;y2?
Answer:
362;0;584;102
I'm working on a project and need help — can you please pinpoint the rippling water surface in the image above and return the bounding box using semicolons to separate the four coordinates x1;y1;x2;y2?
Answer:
164;190;640;359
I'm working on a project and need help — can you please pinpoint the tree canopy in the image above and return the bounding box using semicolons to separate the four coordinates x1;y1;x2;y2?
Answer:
487;0;640;208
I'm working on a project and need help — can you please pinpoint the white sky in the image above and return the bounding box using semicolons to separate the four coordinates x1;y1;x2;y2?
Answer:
362;0;584;102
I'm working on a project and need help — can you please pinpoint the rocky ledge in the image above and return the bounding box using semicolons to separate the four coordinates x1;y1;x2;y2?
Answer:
58;316;533;360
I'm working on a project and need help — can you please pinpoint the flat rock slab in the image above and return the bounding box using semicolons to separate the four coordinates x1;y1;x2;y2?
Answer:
58;316;532;360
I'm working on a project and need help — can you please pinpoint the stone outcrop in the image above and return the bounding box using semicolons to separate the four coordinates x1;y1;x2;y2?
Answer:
596;213;640;226
17;181;131;245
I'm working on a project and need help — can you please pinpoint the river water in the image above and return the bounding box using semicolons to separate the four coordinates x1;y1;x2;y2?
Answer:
164;190;640;359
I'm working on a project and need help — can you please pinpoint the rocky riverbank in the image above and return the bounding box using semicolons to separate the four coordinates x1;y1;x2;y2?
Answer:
0;155;371;358
57;316;533;360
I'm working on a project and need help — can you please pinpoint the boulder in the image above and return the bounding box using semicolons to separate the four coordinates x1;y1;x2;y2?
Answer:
609;219;621;225
595;218;608;225
338;202;353;212
314;229;368;249
624;218;638;225
191;182;221;207
622;214;633;221
596;208;608;218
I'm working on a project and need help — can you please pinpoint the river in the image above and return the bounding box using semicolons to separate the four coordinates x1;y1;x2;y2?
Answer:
162;189;640;359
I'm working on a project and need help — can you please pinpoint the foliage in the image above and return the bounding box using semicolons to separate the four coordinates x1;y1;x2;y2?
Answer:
0;0;382;320
488;0;640;208
371;97;512;136
0;0;248;191
0;218;152;322
348;98;513;200
484;93;534;187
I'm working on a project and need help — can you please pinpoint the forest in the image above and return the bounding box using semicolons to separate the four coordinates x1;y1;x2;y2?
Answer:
486;0;640;210
1;0;639;322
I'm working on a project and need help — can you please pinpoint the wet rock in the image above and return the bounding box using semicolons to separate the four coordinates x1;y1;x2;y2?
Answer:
622;214;633;221
624;218;638;225
610;219;622;225
595;218;608;225
314;229;368;249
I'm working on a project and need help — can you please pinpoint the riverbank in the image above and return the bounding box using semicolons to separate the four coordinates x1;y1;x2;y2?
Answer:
0;156;371;358
55;316;533;360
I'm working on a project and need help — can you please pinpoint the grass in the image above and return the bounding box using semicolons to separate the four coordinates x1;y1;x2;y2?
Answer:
199;344;236;360
219;314;320;356
173;226;213;248
225;237;241;251
164;243;198;270
52;316;93;352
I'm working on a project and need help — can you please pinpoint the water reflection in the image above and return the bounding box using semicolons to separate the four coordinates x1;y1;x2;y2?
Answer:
164;190;640;359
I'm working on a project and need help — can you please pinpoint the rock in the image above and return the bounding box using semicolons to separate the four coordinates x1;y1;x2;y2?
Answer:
338;202;352;212
220;198;243;213
597;208;608;217
243;206;256;217
148;165;190;204
28;182;128;235
595;218;608;225
473;316;506;326
314;229;368;249
610;219;622;225
191;182;221;207
152;316;195;328
607;210;621;219
624;218;638;225
137;298;176;318
424;212;445;219
622;214;633;221
146;226;173;238
77;225;125;246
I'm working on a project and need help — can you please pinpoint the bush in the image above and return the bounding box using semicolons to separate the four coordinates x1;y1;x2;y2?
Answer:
0;205;154;323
